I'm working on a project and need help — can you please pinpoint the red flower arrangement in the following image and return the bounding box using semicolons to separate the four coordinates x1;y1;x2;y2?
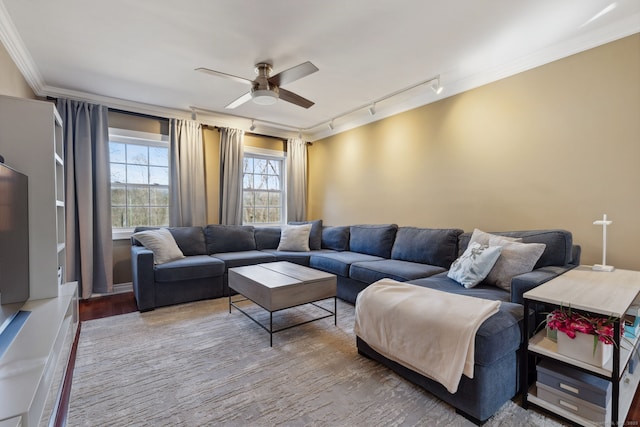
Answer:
546;307;617;347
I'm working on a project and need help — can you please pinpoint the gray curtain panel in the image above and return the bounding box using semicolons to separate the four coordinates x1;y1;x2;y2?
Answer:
169;119;206;226
286;137;307;222
219;128;244;225
56;98;113;298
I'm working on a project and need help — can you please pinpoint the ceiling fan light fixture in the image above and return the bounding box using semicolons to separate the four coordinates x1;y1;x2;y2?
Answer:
251;89;279;105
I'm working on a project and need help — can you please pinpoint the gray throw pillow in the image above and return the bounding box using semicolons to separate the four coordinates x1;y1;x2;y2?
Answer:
277;224;312;252
132;228;185;264
469;228;521;247
448;242;503;288
485;237;546;291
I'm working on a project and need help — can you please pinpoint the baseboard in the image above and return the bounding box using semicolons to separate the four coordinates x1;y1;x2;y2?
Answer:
113;282;133;294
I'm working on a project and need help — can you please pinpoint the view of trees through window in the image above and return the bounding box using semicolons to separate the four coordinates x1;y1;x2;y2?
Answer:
109;131;169;229
243;154;284;225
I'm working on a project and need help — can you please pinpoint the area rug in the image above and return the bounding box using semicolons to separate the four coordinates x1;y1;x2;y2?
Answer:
67;297;565;426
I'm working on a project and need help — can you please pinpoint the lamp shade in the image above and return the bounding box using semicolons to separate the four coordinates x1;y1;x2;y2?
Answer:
251;89;278;105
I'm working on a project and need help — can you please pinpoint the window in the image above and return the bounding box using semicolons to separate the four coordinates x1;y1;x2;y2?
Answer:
109;128;170;230
242;148;285;225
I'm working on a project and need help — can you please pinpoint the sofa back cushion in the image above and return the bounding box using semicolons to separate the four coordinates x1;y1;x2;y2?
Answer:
321;226;350;251
458;229;573;268
255;227;281;250
132;226;206;256
349;224;398;258
204;225;256;254
289;219;323;250
392;227;463;268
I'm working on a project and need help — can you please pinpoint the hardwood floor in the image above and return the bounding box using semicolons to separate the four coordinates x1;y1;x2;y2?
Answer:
60;292;639;425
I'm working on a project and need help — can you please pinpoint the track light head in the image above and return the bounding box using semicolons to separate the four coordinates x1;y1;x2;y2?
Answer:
368;104;376;116
249;120;256;131
328;120;334;130
433;77;444;95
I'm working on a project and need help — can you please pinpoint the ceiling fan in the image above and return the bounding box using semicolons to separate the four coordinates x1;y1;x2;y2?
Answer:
196;61;319;109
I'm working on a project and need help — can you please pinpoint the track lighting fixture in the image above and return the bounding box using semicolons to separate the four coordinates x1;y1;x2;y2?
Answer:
368;103;376;116
433;77;444;95
191;108;197;120
249;120;256;131
328;120;334;130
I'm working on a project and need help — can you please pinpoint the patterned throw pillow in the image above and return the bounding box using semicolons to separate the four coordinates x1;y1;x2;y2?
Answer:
447;242;503;288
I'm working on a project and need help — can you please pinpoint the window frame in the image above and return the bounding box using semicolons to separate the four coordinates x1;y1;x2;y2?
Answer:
242;146;287;227
108;128;170;240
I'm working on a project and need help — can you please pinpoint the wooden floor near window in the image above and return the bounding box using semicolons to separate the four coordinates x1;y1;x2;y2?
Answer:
55;292;639;426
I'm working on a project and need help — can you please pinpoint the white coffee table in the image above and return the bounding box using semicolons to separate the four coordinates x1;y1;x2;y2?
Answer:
228;261;337;346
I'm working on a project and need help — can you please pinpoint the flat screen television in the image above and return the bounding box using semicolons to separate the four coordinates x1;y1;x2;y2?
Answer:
0;161;29;330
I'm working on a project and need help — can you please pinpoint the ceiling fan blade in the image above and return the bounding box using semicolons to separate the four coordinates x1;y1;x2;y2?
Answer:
278;88;314;109
195;67;253;85
225;92;253;109
268;61;318;87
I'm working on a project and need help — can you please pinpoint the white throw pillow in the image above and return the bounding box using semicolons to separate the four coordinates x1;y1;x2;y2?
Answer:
485;237;546;292
277;223;312;252
133;228;185;264
448;242;503;288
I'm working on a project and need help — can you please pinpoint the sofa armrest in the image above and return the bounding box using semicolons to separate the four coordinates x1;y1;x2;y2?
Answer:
510;265;576;305
131;245;156;311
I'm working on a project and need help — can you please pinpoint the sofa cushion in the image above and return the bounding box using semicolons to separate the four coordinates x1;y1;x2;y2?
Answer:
391;227;462;268
204;225;256;254
447;242;503;288
132;228;185;264
349;224;398;258
211;250;276;269
486;238;546;291
154;255;225;282
289;219;323;250
310;251;383;277
255;227;281;250
277;223;312;251
132;226;207;256
262;249;336;266
350;259;446;283
459;229;573;268
322;226;350;251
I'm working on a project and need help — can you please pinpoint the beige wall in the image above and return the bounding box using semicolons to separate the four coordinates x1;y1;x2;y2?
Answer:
308;34;640;271
0;42;35;99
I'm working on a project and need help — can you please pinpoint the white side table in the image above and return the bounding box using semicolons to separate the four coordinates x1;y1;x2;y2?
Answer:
522;266;640;426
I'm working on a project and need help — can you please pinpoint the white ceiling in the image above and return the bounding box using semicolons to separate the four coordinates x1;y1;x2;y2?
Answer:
1;1;638;140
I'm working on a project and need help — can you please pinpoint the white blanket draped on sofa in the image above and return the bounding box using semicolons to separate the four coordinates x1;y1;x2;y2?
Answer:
354;279;501;393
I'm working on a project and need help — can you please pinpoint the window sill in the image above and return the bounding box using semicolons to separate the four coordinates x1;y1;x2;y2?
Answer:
112;229;134;240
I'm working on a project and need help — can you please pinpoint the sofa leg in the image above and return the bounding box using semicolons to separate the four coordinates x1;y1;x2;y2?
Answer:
455;408;486;426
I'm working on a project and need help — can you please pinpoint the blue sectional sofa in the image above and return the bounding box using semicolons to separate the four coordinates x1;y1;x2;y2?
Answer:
130;223;579;423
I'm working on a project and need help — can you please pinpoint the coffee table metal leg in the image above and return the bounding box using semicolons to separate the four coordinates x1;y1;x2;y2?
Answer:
228;294;231;313
270;312;273;347
334;297;337;325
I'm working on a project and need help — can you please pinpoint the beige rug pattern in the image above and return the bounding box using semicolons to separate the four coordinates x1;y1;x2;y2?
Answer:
67;297;565;426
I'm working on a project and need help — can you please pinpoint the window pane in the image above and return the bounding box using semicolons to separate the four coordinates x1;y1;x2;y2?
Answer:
254;158;267;174
268;160;280;175
253;174;266;190
111;164;126;184
109;142;126;163
268;208;280;223
150;187;169;206
243;192;254;208
112;207;126;228
254;208;267;223
111;185;126;206
255;191;268;207
243;208;254;223
128;207;149;227
243;174;253;190
150;207;169;226
243;157;253;173
128;187;150;206
127;144;148;165
269;192;281;207
149;147;168;166
268;175;280;190
127;165;149;184
149;166;168;185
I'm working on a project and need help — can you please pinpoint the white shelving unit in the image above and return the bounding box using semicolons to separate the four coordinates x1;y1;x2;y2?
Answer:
0;95;66;299
0;95;77;426
523;266;640;426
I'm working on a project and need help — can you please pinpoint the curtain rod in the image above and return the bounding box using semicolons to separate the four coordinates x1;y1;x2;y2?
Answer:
208;125;288;143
